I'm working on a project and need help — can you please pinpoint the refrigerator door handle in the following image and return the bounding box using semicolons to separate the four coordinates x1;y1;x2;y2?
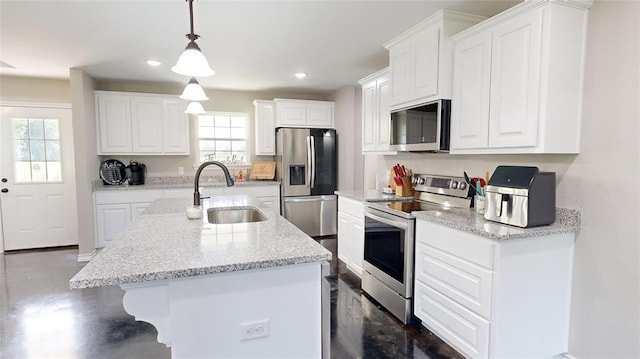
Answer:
310;135;316;189
306;135;312;188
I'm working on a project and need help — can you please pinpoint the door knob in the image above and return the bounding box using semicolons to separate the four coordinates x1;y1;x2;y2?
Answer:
1;188;8;193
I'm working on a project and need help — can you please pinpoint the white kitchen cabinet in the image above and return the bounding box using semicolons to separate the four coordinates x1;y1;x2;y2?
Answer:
384;10;484;111
414;219;575;359
274;98;334;128
95;203;131;247
359;68;395;154
96;91;190;155
337;197;364;277
253;100;275;155
450;0;591;154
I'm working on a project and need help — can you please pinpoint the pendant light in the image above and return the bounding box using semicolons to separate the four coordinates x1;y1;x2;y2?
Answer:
184;101;205;114
172;0;215;77
179;77;209;101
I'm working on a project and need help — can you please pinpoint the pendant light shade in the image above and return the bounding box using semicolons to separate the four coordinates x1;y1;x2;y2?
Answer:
180;78;209;101
172;42;215;77
184;101;206;114
172;0;214;78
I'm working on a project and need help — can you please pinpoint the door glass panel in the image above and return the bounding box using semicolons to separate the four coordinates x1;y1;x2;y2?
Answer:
11;118;62;183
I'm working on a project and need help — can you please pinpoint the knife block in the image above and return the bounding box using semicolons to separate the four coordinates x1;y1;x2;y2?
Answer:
395;176;414;197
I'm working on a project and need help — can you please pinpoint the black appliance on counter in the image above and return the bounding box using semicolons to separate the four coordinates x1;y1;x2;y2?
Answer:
484;166;556;228
363;173;472;324
126;161;147;185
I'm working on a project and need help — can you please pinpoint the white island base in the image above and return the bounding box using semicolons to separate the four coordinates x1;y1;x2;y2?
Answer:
121;262;322;358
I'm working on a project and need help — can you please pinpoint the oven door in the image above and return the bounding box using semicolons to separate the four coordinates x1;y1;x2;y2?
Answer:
363;208;414;298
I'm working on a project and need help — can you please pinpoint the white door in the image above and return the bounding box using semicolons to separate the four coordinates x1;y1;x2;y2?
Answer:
0;106;79;251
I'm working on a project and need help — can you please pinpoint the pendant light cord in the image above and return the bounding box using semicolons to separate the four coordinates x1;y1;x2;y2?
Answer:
187;0;199;42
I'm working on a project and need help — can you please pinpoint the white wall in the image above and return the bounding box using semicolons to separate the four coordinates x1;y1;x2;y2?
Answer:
375;1;640;356
329;85;364;191
70;69;99;260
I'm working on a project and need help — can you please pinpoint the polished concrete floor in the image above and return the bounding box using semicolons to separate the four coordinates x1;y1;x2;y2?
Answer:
0;241;461;359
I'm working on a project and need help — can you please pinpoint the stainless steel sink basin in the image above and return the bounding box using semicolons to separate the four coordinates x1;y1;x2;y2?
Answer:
207;207;267;224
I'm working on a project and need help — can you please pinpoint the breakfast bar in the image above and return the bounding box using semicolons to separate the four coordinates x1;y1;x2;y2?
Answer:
70;195;331;358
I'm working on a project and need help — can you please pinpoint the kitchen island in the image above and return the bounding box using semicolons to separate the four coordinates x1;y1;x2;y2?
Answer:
70;195;331;359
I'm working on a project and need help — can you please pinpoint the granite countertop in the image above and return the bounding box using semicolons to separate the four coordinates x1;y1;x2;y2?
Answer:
412;207;581;241
94;176;279;191
335;190;414;202
69;195;331;289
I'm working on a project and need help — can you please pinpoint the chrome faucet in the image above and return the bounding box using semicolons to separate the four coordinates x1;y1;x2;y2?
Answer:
193;161;235;206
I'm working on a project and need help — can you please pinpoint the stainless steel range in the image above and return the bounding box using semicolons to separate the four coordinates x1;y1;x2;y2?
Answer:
362;173;471;324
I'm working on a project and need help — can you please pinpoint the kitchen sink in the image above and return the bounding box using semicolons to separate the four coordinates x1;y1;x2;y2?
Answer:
207;207;267;224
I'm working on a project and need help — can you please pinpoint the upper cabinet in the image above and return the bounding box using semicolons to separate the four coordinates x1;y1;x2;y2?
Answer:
384;10;485;111
359;68;395;154
274;98;334;128
253;100;275;156
95;91;190;155
450;0;592;154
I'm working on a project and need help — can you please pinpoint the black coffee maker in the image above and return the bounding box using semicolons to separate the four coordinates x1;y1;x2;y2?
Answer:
127;161;147;185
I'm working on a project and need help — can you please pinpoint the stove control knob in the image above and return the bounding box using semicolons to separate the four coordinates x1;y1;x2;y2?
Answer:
459;182;467;190
418;178;426;185
451;181;459;189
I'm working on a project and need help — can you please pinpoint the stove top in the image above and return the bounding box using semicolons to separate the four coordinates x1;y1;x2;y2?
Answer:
366;173;472;218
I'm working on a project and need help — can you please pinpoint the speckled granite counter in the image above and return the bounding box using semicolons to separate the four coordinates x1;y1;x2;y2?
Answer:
335;190;414;202
70;195;331;289
93;176;279;191
412;207;580;241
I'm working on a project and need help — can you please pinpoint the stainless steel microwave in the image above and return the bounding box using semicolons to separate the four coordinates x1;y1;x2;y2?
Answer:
390;99;451;152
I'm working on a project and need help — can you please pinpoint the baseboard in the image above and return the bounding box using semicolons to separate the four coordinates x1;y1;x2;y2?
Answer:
77;250;96;262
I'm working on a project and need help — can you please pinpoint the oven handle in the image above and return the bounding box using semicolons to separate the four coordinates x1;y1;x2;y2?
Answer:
365;211;410;230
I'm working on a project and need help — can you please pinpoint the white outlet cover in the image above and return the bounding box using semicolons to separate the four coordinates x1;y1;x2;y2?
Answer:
240;319;269;340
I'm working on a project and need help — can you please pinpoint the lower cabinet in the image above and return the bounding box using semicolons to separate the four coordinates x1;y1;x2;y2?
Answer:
337;197;364;277
414;219;574;359
94;185;281;248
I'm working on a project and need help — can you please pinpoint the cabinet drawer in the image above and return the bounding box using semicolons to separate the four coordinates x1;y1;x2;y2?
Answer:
416;220;494;269
95;189;161;204
338;197;363;218
414;281;490;359
415;242;493;319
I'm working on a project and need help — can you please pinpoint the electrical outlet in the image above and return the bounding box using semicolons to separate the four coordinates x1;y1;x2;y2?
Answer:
240;319;269;340
178;167;184;175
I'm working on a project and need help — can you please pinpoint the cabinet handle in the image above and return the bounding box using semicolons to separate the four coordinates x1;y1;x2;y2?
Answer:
1;188;8;193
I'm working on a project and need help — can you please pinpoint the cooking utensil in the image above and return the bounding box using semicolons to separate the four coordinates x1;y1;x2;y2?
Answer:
464;171;476;195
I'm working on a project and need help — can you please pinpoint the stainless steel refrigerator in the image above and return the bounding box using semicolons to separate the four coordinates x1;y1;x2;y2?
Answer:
276;127;337;237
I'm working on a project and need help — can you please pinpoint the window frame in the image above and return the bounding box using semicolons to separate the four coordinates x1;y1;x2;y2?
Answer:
195;111;252;168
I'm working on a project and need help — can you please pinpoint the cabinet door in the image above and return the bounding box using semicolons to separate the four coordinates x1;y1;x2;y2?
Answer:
95;203;131;247
413;25;440;101
351;218;364;276
163;100;190;154
97;95;132;153
337;212;353;266
131;202;152;222
307;103;333;128
254;101;275;155
389;41;412;107
488;10;542;149
131;97;163;153
376;77;392;151
361;80;377;152
450;31;492;150
276;102;306;127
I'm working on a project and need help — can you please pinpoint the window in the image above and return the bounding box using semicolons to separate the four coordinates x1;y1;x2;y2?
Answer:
12;118;62;183
197;112;249;165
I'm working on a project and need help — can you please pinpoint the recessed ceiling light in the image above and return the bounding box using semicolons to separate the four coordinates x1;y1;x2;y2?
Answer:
146;59;162;67
295;72;307;79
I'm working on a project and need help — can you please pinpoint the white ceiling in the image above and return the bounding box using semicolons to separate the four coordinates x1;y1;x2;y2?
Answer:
0;1;520;94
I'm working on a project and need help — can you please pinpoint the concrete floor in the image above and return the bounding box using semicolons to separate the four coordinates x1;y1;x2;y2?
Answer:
0;243;460;359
